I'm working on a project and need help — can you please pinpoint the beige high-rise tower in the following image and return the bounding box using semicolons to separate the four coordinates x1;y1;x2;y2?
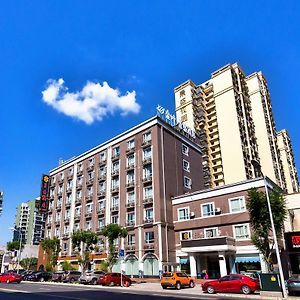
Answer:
175;63;295;190
175;63;260;188
277;129;299;193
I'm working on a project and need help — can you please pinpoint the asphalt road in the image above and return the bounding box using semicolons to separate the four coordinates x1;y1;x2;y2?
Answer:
0;282;257;300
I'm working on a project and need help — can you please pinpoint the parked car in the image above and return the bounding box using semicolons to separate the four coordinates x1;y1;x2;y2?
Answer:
79;270;106;285
61;271;81;283
98;272;132;286
52;271;65;282
161;272;195;290
202;274;260;295
0;272;22;283
25;271;52;282
287;275;300;296
21;270;34;280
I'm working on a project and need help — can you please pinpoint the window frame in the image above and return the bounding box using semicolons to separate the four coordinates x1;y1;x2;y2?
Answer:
179;230;192;241
233;223;251;240
204;227;219;238
183;159;190;172
182;144;189;156
184;176;192;189
201;202;215;217
228;196;246;213
177;207;190;221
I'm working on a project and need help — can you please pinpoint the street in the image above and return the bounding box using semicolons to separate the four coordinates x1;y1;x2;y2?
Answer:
0;282;264;300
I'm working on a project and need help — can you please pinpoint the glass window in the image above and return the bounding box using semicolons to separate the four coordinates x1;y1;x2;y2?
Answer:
143;147;152;160
183;160;190;172
127;212;135;222
201;203;215;217
180;231;191;240
99;182;106;192
182;144;189;156
111;215;119;224
127;191;135;203
143;165;152;178
113;146;120;157
143;132;151;143
98;200;105;209
145;231;154;243
87;186;93;195
127;154;135;167
127;139;135;150
112;178;119;189
184;176;192;189
229;197;245;213
100;152;106;162
112;195;119;207
112;161;119;172
128;234;135;245
234;224;250;240
98;218;105;229
75;207;81;216
85;221;91;230
127;170;135;184
204;228;218;238
145;208;153;220
99;166;106;176
74;223;80;232
178;208;190;220
144;186;153;199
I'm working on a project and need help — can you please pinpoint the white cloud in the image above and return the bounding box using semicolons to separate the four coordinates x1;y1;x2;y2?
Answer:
42;78;140;124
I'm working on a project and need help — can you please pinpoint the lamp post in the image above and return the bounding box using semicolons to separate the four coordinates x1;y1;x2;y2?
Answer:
251;160;287;299
9;227;23;274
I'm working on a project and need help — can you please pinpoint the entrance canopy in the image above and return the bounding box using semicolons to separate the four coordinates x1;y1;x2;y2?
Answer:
235;256;260;263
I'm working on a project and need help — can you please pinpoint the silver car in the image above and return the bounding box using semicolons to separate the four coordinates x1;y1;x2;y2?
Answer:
287;275;300;296
79;270;106;285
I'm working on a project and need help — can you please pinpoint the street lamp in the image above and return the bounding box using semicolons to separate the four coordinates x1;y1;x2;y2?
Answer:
9;227;23;274
251;160;287;299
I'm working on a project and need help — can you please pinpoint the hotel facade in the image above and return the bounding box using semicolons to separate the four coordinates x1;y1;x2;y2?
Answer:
44;116;204;276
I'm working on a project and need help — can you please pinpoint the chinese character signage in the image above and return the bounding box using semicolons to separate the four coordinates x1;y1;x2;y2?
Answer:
156;104;196;140
39;174;50;213
285;232;300;252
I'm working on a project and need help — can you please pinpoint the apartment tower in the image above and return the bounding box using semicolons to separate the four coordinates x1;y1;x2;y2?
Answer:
277;129;299;193
175;63;260;188
44;116;204;276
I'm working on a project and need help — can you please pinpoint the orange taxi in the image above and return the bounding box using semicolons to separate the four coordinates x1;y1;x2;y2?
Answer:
161;272;195;290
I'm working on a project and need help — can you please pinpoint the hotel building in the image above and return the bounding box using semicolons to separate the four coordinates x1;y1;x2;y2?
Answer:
174;63;294;191
45;116;204;275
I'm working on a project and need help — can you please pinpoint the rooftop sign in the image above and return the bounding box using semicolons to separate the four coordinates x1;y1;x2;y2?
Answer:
38;174;50;213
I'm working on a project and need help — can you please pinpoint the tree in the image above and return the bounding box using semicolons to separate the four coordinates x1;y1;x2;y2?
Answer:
20;257;38;270
247;187;287;272
72;230;98;273
101;224;127;272
7;241;23;252
41;237;61;270
61;260;75;271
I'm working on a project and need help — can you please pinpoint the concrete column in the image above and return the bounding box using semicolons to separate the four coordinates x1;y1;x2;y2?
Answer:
259;253;268;273
189;254;197;277
218;252;227;277
229;255;236;273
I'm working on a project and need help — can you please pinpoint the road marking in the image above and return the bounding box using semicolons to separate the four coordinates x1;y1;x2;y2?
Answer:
0;287;30;293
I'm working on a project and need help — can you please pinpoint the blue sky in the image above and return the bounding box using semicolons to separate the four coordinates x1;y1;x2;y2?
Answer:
0;1;299;245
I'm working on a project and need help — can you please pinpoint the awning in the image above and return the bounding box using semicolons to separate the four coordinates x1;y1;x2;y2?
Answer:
235;256;260;263
180;258;189;264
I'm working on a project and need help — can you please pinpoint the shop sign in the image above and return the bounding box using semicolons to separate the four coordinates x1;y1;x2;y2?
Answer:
285;231;300;252
38;174;50;213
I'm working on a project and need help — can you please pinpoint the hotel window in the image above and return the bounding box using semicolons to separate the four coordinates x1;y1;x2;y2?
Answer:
65;209;70;220
143;147;152;160
68;168;73;176
111;215;119;224
128;234;135;245
76;190;82;199
127;191;135;203
87;186;93;196
100;152;106;162
182;144;189;156
63;242;68;252
74;223;80;232
204;227;218;238
112;178;119;189
47;230;51;238
127;170;135;184
178;207;190;220
127;139;135;150
112;161;119;172
183;160;190;172
112;195;119;208
99;182;106;192
180;231;192;241
85;221;92;230
201;203;215;217
55;228;60;237
57;197;62;206
127;154;135;167
180;90;185;97
143;165;152;179
98;218;105;229
60;172;64;180
88;158;94;167
66;194;72;203
145;208;153;221
144;186;153;199
58;185;63;194
143;132;151;143
77;176;83;185
51;176;56;183
88;172;94;180
48;215;52;223
233;224;250;240
50;188;55;197
98;200;105;209
78;163;83;171
113;146;120;157
86;203;93;213
127;212;135;223
184;176;192;189
113;239;118;247
145;231;154;243
75;206;81;216
99;166;106;176
67;180;72;189
64;225;69;235
229;197;245;213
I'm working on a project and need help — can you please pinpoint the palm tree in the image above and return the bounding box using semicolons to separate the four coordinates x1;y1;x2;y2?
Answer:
72;230;98;273
101;224;127;272
247;187;287;272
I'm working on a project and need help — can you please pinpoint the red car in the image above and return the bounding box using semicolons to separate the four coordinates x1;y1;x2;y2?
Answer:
202;274;260;294
0;272;22;284
98;272;131;286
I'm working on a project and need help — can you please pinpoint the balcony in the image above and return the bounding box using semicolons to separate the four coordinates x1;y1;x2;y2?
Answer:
58;179;64;185
112;153;120;160
85;212;93;219
126;181;135;189
126;147;135;154
67;173;73;180
111;187;119;194
142;176;152;184
85;194;94;202
66;186;73;193
97;190;106;198
181;237;236;252
126;201;135;208
64;217;70;224
143;197;153;205
75;197;82;205
65;201;71;208
97;208;105;215
76;183;83;190
144;218;153;224
126;164;135;171
111;169;119;176
56;203;62;210
125;244;135;251
57;191;63;197
74;215;81;221
110;205;119;212
142;140;151;147
50;181;56;187
126;221;135;228
144;243;154;250
87;164;94;172
77;169;83;176
98;175;106;181
86;178;94;186
99;159;107;166
96;226;105;233
143;157;152;165
55;220;61;226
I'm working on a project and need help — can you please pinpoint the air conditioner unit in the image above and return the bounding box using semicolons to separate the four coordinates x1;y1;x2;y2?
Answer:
190;212;195;218
215;208;221;214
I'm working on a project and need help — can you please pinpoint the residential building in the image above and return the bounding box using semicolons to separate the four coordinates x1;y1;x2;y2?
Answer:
174;63;297;191
43;116;204;276
175;63;260;189
14;199;45;246
277;130;299;193
172;177;279;279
